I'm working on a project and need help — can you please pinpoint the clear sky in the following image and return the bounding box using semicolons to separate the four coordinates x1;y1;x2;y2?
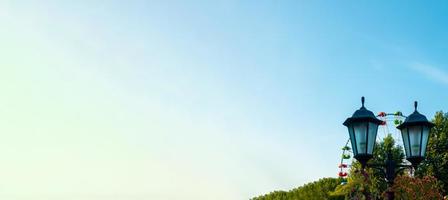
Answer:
1;1;448;200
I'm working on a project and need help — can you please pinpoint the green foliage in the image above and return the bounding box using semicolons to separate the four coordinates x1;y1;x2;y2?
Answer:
331;166;382;200
370;134;405;166
332;134;405;199
252;178;342;200
416;111;448;194
253;191;288;200
369;134;405;192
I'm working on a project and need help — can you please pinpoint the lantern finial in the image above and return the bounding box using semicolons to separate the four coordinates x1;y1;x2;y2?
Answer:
414;101;418;111
361;96;365;107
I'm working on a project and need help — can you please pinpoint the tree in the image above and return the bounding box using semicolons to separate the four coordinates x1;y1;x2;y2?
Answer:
331;134;405;199
252;177;343;200
369;134;405;193
330;165;382;200
416;111;448;194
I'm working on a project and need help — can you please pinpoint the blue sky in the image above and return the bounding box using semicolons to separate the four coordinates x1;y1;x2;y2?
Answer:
1;1;448;200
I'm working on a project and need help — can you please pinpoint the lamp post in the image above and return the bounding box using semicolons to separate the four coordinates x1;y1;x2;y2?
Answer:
397;101;435;168
343;97;383;168
343;97;434;200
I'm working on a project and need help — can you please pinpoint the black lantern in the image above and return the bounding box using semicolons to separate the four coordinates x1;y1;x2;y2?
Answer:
343;97;383;167
397;101;434;167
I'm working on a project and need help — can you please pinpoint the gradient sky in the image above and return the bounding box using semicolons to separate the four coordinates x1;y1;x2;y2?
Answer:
1;1;448;200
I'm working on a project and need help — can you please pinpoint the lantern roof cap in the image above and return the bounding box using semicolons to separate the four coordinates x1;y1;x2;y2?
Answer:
343;97;383;126
397;101;435;129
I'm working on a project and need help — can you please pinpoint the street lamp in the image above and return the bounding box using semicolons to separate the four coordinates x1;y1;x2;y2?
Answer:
343;97;434;200
343;96;383;168
397;101;435;168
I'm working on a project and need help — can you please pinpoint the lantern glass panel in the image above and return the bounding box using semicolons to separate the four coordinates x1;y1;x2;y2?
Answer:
348;125;358;155
408;126;422;156
353;122;368;154
367;122;379;154
401;128;411;157
421;126;430;156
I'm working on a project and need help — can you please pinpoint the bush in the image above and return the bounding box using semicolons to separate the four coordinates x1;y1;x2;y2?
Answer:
391;175;444;200
252;178;342;200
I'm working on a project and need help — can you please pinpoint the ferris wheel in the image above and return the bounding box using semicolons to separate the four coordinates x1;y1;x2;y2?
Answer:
376;111;406;143
338;111;406;184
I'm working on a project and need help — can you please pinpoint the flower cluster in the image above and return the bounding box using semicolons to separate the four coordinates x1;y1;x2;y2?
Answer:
390;175;444;200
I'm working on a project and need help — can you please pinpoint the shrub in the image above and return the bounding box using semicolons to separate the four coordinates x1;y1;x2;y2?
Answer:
391;175;444;200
